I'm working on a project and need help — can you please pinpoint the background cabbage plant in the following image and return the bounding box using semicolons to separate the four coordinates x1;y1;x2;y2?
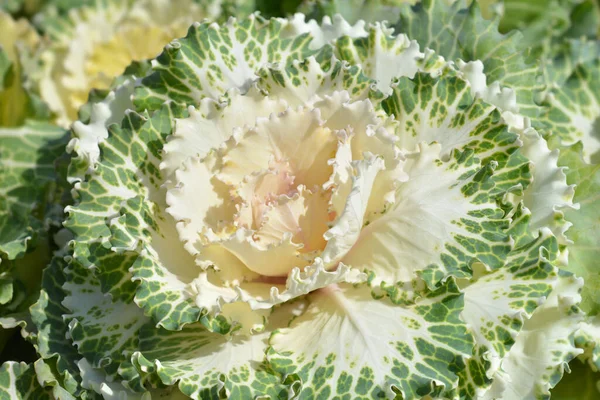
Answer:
0;0;598;399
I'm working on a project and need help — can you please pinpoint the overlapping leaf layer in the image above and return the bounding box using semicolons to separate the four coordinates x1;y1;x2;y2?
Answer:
0;0;597;399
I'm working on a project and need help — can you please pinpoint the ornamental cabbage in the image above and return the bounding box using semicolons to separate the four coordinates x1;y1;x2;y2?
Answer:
40;9;580;400
35;0;254;126
0;0;599;399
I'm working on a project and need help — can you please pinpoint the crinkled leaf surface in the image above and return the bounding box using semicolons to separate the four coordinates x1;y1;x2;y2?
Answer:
559;143;600;315
269;281;472;399
0;362;52;399
537;41;600;164
395;0;543;118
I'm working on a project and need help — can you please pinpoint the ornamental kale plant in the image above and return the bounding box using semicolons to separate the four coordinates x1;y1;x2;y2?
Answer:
0;0;599;399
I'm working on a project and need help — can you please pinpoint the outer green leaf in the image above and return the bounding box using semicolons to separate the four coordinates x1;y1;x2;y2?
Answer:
0;122;68;262
395;0;543;118
269;280;473;399
68;77;138;182
75;60;152;126
32;250;156;399
133;13;368;112
64;257;150;390
0;214;35;264
77;358;156;399
133;303;301;399
332;22;575;247
0;362;52;399
537;42;600;164
133;15;314;111
459;225;559;398
30;254;86;397
0;8;69;367
0;123;69;257
332;23;448;95
297;0;407;24
483;272;584;399
558;142;600;315
0;122;69;344
256;54;381;108
33;358;77;400
512;128;576;245
66;102;207;331
381;71;528;185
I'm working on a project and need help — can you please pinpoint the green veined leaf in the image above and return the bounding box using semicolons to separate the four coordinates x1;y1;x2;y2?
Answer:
297;0;407;24
459;225;560;398
30;254;85;397
0;361;52;399
133;302;301;399
268;280;473;399
0;122;69;348
483;272;584;399
558;142;600;315
537;41;600;164
133;13;368;111
395;0;543;118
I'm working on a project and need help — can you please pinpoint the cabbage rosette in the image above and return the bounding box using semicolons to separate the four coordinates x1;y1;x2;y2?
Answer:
31;13;583;400
35;0;250;126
